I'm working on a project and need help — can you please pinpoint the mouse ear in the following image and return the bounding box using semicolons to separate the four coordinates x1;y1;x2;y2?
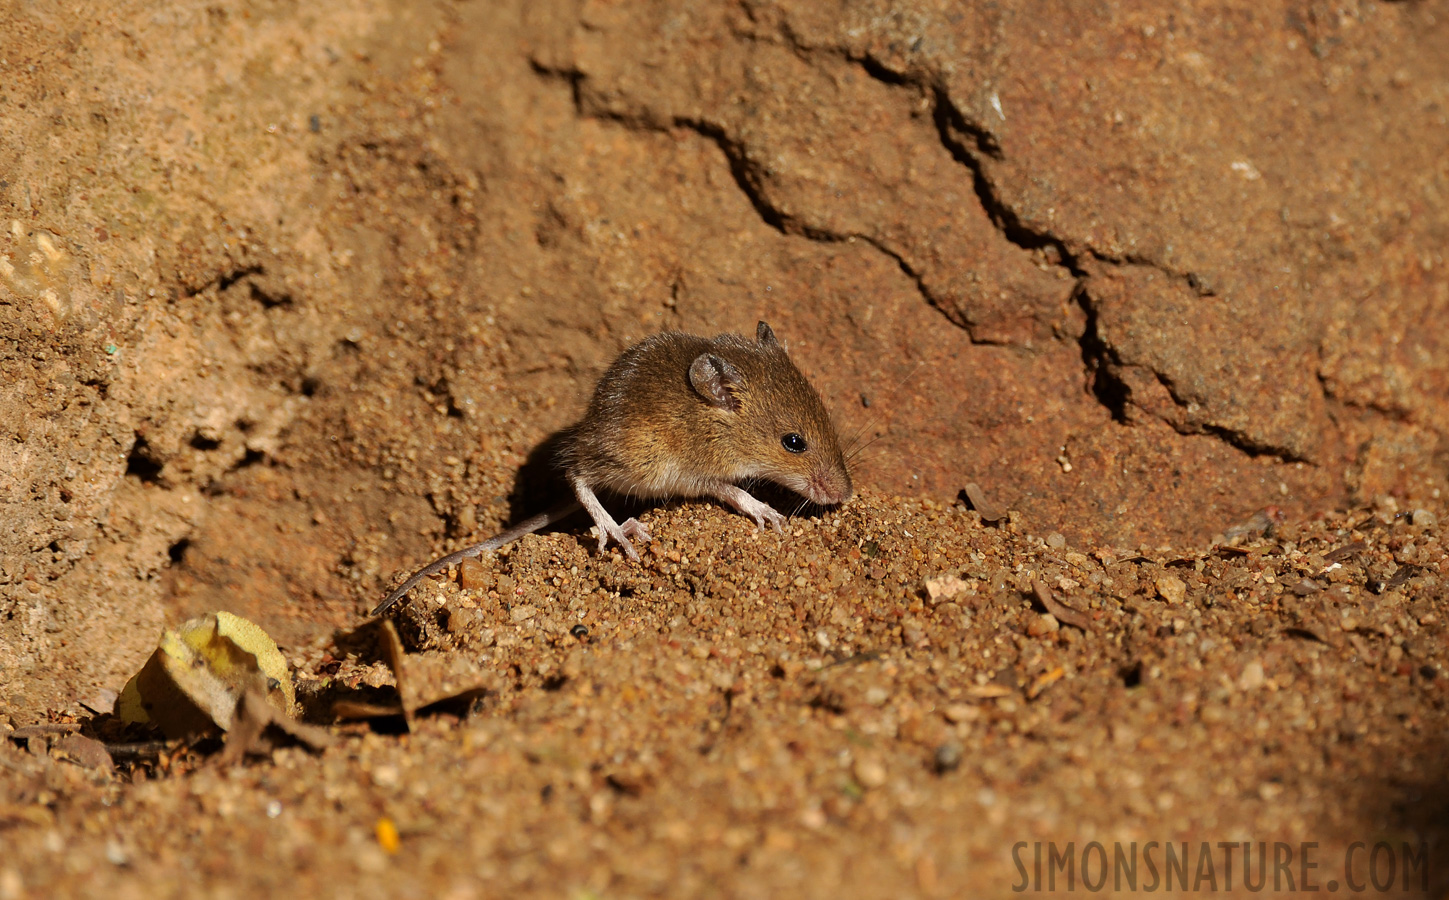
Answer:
689;353;744;411
756;321;779;347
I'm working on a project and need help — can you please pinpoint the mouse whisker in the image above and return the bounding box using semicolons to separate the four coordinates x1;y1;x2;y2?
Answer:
844;432;885;465
842;359;926;454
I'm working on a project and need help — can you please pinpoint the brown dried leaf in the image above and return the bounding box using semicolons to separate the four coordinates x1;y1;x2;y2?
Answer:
1326;541;1368;562
218;689;335;765
1031;579;1092;631
961;483;1006;522
9;724;80;740
52;734;114;772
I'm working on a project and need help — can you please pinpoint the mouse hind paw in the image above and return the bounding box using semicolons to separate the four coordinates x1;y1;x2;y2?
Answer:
595;519;645;561
573;479;649;562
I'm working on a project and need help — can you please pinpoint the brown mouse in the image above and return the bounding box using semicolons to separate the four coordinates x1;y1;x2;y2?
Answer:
370;321;852;615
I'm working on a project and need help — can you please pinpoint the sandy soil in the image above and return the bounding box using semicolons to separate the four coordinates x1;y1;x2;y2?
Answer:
1;0;1447;896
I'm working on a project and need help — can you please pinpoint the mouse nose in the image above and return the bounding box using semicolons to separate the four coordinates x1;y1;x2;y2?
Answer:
807;466;853;506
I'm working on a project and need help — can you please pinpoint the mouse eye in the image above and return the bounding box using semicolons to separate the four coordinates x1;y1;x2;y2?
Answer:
781;433;807;454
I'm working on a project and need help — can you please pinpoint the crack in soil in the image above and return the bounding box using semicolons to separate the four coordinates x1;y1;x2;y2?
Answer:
533;51;1318;464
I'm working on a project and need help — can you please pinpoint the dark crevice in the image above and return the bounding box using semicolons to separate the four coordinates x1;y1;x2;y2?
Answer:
1199;424;1311;464
216;265;263;294
1074;285;1130;422
190;433;222;451
674;117;793;236
927;85;1078;271
181;264;264;300
925;82;1004;161
1084;247;1218;299
125;437;164;484
527;58;585;108
249;282;292;309
167;537;190;565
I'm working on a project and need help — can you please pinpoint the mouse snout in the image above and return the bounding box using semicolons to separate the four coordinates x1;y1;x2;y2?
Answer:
805;465;853;507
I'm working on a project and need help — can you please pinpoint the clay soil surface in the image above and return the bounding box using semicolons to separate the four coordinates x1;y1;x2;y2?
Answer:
2;1;1447;897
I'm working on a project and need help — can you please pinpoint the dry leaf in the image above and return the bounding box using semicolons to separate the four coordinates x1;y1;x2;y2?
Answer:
117;612;296;740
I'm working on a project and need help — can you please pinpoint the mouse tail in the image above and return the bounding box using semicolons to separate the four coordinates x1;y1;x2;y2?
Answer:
369;499;582;616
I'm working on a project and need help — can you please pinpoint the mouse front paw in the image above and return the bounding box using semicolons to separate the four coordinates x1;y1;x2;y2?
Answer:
753;504;786;533
710;484;787;533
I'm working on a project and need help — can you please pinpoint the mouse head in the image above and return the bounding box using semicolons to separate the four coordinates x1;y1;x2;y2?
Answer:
688;322;853;506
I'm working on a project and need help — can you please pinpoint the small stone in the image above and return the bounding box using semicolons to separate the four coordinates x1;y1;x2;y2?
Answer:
509;604;538;623
902;619;928;646
942;704;981;724
1046;532;1067;549
105;839;129;867
1237;660;1266;691
933;741;964;773
1156;575;1187;604
1409;509;1437;528
854;756;888;789
923;575;966;603
447;606;479;634
371;764;400;788
1027;613;1059;637
458;557;490;591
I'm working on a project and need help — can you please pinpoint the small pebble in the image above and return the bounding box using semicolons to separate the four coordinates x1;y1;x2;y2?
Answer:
923;575;966;602
854;756;888;789
105;840;129;867
942;704;980;724
1027;613;1059;637
933;741;964;774
458;557;490;590
1156;575;1187;604
1409;509;1437;528
447;606;479;634
1237;660;1266;691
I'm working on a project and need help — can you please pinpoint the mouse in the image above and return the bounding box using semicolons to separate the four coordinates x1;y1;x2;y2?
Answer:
370;321;852;616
